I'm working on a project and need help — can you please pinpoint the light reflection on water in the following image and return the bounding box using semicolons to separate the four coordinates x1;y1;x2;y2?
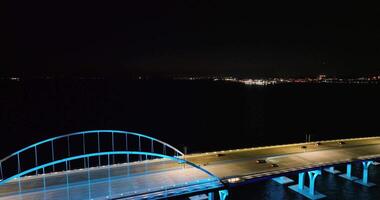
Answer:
231;163;380;200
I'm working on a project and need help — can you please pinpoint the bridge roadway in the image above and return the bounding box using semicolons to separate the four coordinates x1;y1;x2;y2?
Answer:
1;137;380;199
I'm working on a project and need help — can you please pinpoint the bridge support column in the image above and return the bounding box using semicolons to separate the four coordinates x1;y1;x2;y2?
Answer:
298;172;305;191
288;170;326;199
355;161;376;187
208;192;214;200
218;189;228;200
308;170;319;196
323;166;340;174
339;163;358;181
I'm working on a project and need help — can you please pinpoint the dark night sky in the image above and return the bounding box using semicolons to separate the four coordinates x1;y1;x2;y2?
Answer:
4;1;380;77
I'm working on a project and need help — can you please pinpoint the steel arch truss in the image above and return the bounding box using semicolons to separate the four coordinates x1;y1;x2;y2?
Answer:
0;130;217;186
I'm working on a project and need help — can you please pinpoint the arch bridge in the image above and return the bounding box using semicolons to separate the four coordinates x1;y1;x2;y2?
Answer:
0;130;228;200
2;130;380;200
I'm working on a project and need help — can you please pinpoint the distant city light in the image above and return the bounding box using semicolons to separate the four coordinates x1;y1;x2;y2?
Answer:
10;77;20;81
176;74;380;86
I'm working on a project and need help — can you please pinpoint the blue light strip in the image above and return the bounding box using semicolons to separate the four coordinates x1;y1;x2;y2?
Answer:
0;151;219;185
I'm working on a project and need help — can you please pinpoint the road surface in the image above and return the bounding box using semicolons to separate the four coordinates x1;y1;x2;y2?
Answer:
1;137;380;199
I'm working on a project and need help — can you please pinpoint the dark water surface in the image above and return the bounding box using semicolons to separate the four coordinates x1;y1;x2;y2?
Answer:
1;79;380;199
230;162;380;200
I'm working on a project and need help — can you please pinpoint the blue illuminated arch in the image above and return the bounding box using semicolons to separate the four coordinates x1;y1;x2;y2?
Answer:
0;130;184;162
0;151;219;185
0;130;221;192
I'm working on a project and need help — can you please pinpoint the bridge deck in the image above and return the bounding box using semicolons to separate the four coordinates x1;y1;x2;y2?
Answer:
186;137;380;181
0;161;216;200
1;137;380;199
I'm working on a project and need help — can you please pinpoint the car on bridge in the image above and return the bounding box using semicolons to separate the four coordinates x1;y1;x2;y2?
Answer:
256;159;266;164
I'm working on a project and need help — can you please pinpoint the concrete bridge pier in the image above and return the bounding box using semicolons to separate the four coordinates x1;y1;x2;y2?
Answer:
208;192;214;200
355;161;376;187
339;163;358;181
207;190;228;200
218;190;229;200
288;170;326;199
